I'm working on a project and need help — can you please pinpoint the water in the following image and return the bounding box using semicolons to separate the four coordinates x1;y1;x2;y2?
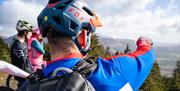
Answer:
157;57;179;77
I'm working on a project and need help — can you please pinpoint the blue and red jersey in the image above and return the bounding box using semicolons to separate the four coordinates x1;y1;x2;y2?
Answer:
42;43;155;91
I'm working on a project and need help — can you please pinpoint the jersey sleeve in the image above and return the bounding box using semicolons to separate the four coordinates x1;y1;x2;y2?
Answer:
31;39;45;54
104;42;156;90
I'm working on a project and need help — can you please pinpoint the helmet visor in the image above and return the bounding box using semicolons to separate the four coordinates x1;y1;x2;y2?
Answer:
90;13;103;28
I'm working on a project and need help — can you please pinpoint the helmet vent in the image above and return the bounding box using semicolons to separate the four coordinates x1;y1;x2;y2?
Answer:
56;5;66;10
55;0;73;10
20;25;23;27
82;7;93;16
30;26;33;28
48;0;59;4
24;21;28;24
53;16;62;25
64;0;73;5
70;20;78;30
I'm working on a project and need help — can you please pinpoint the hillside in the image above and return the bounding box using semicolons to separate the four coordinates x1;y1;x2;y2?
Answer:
99;37;136;53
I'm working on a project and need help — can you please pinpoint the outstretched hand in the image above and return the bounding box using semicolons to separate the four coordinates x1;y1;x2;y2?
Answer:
136;36;153;47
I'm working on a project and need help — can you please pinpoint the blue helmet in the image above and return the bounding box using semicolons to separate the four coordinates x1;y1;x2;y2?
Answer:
38;0;102;55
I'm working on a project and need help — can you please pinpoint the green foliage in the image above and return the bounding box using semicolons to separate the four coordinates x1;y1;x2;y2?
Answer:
140;59;180;91
124;44;131;54
163;77;173;91
168;60;180;91
0;37;11;62
140;62;166;91
43;43;51;62
88;34;111;58
104;47;111;58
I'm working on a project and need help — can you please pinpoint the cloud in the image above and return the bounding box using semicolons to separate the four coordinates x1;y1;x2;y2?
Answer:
86;0;154;16
0;0;179;44
0;0;48;36
86;0;180;44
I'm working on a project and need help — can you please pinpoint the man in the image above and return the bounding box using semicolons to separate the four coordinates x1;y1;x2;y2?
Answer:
37;0;156;91
11;20;33;87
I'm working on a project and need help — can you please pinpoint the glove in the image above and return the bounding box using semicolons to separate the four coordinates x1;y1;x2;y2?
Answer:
27;73;40;83
27;69;44;83
136;36;153;47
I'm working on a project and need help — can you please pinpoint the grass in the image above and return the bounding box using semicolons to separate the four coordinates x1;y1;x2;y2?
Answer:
0;72;18;90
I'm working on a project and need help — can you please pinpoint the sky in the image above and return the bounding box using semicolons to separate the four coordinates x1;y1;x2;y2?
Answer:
0;0;180;45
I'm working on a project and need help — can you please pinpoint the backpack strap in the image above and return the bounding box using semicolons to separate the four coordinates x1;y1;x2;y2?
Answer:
73;57;97;77
27;69;45;83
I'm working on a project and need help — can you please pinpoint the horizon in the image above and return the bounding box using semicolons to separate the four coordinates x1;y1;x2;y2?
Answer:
1;33;180;46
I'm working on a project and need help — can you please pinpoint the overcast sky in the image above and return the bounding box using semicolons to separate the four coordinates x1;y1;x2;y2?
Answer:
0;0;179;44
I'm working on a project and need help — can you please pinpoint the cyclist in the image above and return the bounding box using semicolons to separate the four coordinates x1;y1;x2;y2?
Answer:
37;0;156;91
28;28;46;72
10;20;33;87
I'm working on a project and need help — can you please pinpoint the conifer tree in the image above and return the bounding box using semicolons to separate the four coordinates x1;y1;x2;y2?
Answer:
124;44;131;54
43;43;51;62
169;60;180;91
104;47;111;58
0;37;11;62
88;34;108;58
140;61;166;91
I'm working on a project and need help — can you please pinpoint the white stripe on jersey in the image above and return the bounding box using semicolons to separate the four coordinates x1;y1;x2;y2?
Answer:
119;82;133;91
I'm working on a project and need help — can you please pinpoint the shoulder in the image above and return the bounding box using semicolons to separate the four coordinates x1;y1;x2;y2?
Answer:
12;40;21;48
31;39;39;43
31;39;41;47
103;54;131;61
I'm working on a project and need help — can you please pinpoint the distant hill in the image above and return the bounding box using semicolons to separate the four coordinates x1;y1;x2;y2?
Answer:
99;37;136;53
154;44;180;57
2;35;16;47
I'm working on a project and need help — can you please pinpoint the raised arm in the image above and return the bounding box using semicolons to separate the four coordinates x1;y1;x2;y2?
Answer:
105;37;156;90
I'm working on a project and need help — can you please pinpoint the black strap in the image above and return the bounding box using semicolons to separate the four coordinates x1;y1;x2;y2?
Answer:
27;69;45;83
27;57;97;83
73;57;97;77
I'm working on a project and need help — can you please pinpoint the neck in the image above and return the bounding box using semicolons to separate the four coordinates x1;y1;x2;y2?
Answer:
17;36;25;43
31;34;36;38
50;48;82;61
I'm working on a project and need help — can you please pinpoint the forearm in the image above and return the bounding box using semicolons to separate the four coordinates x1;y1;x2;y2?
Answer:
0;61;30;78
